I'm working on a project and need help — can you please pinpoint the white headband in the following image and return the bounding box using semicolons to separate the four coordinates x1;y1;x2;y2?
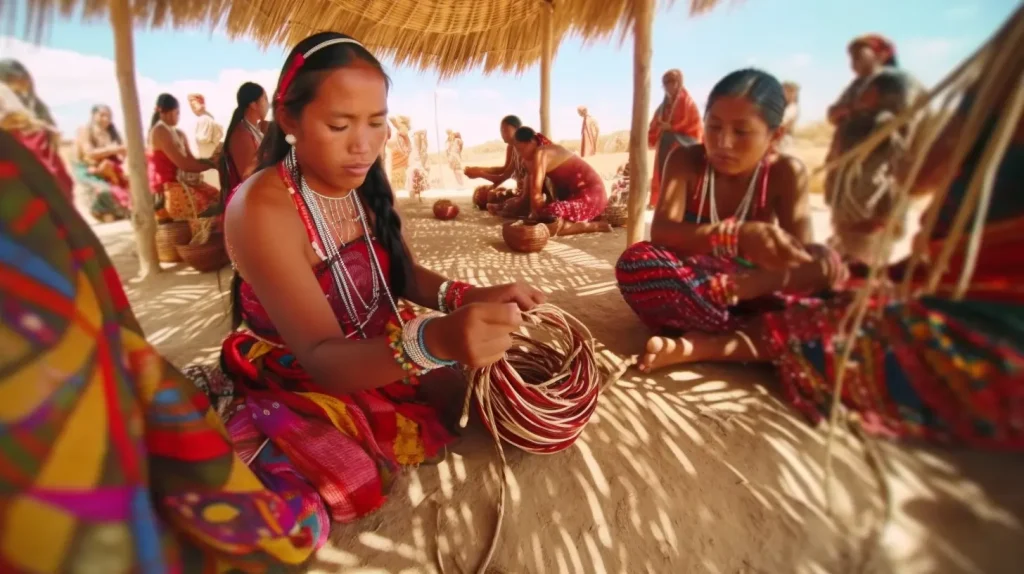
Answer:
304;38;364;59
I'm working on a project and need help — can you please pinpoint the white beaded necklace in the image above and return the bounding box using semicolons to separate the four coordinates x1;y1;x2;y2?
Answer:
285;148;402;336
694;162;762;225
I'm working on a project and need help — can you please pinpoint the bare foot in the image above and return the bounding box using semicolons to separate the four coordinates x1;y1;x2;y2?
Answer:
547;220;613;236
637;335;698;372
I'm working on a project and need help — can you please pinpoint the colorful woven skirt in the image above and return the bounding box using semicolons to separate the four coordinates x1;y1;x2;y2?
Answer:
761;294;1024;449
220;331;454;542
616;242;797;333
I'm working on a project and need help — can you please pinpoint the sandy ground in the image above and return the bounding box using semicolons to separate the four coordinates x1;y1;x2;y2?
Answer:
93;166;1024;573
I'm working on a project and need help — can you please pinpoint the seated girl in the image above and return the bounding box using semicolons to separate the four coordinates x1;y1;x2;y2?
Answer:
73;104;131;222
616;69;846;372
509;126;611;235
147;93;220;221
220;32;546;545
219;82;270;200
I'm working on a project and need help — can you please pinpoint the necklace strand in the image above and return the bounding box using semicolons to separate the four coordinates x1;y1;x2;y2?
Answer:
286;149;402;336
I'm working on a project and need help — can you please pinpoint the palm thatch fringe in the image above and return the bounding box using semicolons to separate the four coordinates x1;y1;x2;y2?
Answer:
13;0;727;77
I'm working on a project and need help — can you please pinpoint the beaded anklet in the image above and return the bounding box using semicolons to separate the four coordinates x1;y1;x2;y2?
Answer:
438;280;473;313
710;218;741;258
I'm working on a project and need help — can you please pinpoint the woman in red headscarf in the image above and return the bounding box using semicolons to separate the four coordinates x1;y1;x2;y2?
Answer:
647;69;704;208
824;35;925;262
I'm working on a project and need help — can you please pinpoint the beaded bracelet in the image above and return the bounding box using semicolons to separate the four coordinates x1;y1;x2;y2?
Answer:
439;280;473;313
386;319;422;382
401;313;458;371
707;274;740;308
709;218;741;258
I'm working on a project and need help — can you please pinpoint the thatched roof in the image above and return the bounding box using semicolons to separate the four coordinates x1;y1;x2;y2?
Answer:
16;0;725;77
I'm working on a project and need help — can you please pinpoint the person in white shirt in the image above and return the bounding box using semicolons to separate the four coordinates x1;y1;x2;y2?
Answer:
188;93;224;189
778;81;800;152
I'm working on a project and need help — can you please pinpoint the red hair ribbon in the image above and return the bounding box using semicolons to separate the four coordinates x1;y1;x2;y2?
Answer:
275;54;306;104
849;34;896;64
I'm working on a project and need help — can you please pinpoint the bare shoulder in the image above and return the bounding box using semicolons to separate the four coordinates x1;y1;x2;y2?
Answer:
226;168;298;234
664;143;705;180
769;153;809;190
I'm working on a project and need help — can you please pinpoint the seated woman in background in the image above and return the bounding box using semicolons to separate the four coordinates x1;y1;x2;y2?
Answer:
464;114;524;186
220;32;546;545
147;93;220;220
0;58;74;200
0;129;313;572
219;82;269;200
509;126;610;235
73;104;130;222
825;34;924;263
616;69;845;372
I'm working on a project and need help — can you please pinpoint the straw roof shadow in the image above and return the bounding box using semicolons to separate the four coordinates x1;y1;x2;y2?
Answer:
16;0;727;77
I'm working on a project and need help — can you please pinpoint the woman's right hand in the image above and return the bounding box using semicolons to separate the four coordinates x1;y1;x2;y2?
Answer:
737;221;813;271
422;303;522;369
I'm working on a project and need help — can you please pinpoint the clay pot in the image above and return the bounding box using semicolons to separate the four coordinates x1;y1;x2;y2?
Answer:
433;199;460;220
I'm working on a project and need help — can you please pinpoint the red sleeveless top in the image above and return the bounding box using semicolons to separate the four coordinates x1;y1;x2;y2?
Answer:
234;163;395;344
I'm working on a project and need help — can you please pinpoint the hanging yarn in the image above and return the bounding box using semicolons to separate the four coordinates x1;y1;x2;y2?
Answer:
811;3;1024;527
439;304;606;574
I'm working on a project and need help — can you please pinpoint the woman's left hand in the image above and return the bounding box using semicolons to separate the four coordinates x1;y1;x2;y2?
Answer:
461;281;546;311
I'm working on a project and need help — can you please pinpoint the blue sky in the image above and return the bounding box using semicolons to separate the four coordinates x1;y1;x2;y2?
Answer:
2;0;1017;150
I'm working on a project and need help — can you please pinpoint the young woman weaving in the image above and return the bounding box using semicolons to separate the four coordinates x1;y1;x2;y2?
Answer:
220;32;546;545
616;69;847;372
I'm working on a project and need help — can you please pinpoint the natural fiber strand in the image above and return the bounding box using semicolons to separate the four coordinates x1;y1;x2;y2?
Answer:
816;3;1024;519
436;304;605;574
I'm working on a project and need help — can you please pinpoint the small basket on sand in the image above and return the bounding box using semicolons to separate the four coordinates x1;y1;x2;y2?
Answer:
155;220;192;263
473;185;491;210
603;204;628;228
433;199;460;220
502;220;549;253
177;233;230;273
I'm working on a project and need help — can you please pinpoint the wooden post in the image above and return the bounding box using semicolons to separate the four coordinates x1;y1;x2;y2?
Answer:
539;4;553;136
110;0;160;277
625;0;654;246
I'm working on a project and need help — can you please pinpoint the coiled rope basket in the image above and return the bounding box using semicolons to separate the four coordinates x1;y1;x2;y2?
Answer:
440;304;605;574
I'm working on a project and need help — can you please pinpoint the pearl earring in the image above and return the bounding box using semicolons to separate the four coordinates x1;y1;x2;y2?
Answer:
285;134;297;145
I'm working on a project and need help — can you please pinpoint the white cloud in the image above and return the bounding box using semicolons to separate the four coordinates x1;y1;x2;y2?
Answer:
2;36;280;154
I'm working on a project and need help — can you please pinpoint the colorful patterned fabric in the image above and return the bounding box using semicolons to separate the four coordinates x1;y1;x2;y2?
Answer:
0;130;313;573
616;244;806;333
220;161;454;543
761;88;1024;449
538;156;608;223
70;160;130;221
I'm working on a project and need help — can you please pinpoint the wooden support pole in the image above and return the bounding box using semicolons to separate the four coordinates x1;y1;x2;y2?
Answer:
110;0;160;277
625;0;654;246
539;4;553;136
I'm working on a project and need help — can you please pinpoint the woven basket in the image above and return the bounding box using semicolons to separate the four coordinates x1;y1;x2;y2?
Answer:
176;234;230;273
603;204;628;228
155;221;192;263
502;221;549;253
473;185;490;210
433;199;460;220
